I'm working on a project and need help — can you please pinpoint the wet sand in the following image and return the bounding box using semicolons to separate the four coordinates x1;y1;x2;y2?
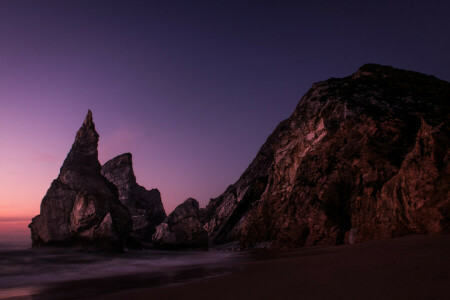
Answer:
94;234;450;300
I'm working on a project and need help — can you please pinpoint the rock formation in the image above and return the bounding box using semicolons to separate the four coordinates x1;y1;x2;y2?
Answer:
101;153;166;242
29;110;132;251
152;198;208;249
204;64;450;249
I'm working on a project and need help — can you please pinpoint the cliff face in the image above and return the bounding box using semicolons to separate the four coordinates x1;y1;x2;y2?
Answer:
29;111;132;250
101;153;166;241
204;64;450;249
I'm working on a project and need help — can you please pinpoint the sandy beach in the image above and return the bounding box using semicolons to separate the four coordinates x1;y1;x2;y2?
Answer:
93;234;450;300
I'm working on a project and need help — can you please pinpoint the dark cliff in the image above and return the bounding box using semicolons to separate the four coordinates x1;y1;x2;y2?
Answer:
204;64;450;249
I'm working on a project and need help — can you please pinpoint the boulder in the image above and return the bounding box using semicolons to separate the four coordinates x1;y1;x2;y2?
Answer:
152;198;208;249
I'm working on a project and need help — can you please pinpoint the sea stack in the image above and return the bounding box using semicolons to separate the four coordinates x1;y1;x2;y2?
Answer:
204;64;450;249
101;153;166;242
29;110;132;251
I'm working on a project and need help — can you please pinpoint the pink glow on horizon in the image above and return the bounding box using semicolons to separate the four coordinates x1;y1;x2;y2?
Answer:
0;112;246;221
0;220;31;242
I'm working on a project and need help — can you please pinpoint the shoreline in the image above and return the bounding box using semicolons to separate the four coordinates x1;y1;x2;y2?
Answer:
3;234;450;299
0;248;248;300
94;234;450;300
24;264;241;300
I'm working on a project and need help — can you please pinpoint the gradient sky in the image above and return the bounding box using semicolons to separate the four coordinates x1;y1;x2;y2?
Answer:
1;1;450;226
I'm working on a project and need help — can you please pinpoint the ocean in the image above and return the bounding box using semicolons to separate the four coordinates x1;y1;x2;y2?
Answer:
0;236;246;299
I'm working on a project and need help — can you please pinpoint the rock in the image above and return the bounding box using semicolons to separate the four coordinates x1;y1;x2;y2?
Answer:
29;110;132;251
204;64;450;249
152;198;208;249
101;153;166;242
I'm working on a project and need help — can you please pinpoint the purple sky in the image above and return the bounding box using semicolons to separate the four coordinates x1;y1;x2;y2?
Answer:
1;0;450;220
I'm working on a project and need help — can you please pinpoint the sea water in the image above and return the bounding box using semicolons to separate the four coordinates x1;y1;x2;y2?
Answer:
0;239;244;299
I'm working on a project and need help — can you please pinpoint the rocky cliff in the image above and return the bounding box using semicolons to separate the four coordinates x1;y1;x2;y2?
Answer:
204;64;450;249
29;111;132;250
101;153;166;241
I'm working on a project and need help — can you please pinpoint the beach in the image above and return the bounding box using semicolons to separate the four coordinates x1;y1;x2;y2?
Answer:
95;234;450;300
2;234;449;299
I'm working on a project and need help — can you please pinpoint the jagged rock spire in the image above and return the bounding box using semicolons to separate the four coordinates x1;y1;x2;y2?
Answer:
64;110;101;173
83;109;94;127
29;110;132;251
75;109;97;141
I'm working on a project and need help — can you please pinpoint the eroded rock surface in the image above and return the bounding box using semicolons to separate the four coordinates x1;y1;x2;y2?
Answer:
152;198;208;249
101;153;166;241
29;110;132;251
204;64;450;249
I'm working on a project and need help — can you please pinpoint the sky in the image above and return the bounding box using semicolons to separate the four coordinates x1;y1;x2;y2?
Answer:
1;0;450;229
